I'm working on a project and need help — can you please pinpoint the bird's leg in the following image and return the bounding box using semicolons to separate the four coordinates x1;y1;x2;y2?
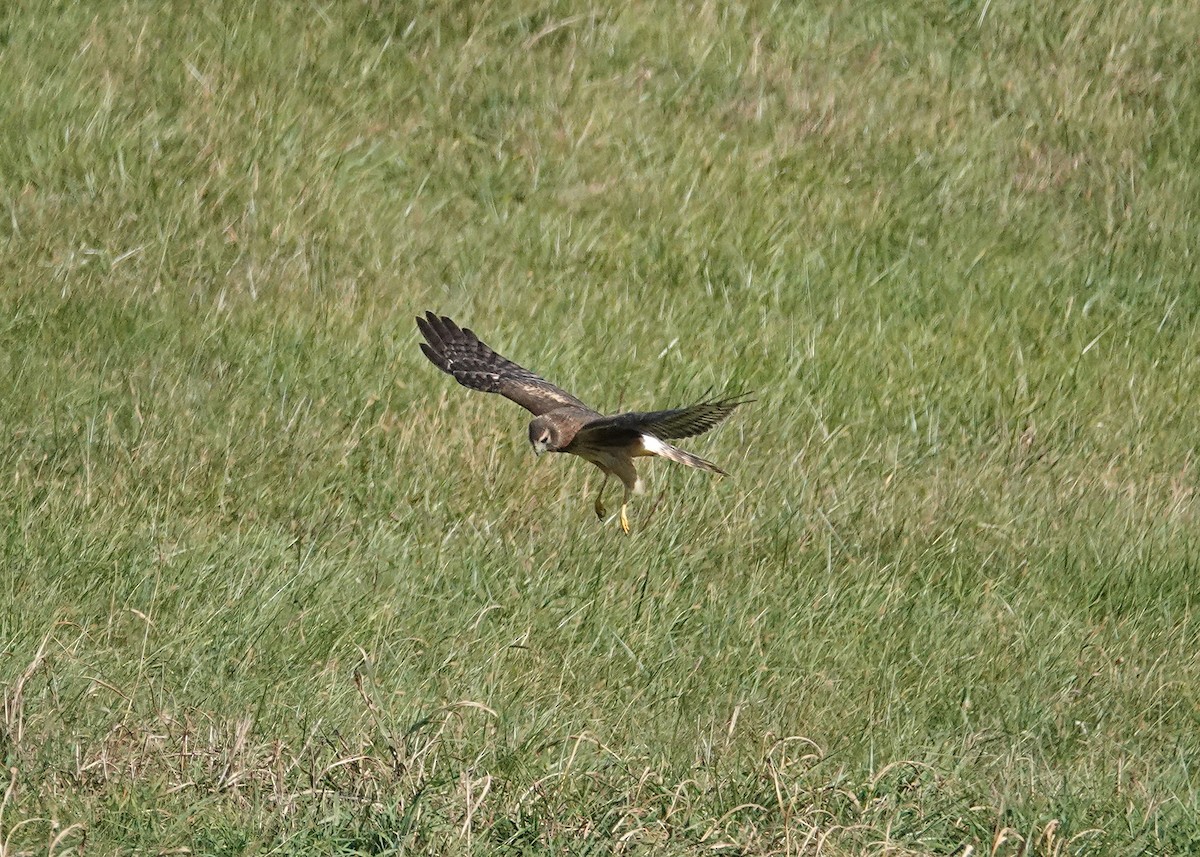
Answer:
619;485;632;535
593;474;609;520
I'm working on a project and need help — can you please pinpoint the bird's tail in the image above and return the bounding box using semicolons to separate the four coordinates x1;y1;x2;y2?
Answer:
648;439;727;476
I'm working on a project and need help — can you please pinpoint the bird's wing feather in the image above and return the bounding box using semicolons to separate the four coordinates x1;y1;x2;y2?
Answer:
575;393;752;443
416;312;590;416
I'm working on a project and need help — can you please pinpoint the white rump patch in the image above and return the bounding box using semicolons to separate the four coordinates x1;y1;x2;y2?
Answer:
639;434;669;456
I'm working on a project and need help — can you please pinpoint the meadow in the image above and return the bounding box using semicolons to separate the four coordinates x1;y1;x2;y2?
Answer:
2;1;1199;853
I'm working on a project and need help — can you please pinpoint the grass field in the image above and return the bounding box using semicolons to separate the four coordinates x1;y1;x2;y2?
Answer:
3;1;1200;853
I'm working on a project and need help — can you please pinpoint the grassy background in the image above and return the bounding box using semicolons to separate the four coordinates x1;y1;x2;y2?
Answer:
2;1;1200;853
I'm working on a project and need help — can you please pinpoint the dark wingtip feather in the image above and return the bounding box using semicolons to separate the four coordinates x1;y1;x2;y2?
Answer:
416;312;443;353
711;391;755;413
418;342;447;370
691;390;753;406
438;314;463;339
419;311;481;358
723;391;755;405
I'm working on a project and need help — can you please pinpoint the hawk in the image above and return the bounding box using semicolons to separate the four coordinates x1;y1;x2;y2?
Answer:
416;311;748;533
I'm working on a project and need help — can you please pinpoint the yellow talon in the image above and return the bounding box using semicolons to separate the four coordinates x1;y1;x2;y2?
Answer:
619;504;631;535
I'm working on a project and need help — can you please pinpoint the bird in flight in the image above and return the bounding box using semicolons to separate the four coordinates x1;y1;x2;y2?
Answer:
416;312;748;533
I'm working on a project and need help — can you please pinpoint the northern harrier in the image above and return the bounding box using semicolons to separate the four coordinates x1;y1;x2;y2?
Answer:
417;312;747;533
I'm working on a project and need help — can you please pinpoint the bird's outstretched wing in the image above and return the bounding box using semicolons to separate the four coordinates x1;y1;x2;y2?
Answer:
576;393;752;443
417;312;591;416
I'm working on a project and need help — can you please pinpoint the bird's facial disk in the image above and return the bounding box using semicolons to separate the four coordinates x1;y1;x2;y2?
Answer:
529;420;555;455
532;430;552;455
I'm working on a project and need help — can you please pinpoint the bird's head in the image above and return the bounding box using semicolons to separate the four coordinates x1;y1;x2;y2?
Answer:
528;416;560;455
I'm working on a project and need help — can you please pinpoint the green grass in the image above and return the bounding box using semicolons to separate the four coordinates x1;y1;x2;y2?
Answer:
2;0;1200;853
